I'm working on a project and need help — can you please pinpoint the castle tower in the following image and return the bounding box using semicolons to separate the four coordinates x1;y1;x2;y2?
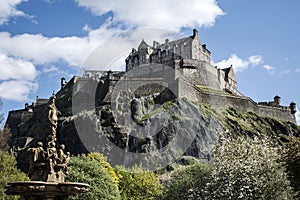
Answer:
274;95;281;106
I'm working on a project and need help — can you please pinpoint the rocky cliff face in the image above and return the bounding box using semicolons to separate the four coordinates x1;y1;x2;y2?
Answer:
5;81;300;172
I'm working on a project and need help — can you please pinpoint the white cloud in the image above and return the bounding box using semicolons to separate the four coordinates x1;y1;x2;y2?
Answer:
215;54;258;72
0;23;187;71
263;65;275;74
0;0;28;25
75;0;225;30
0;80;38;101
215;54;267;72
0;53;38;80
295;68;300;73
0;20;127;67
248;55;263;66
263;65;273;71
0;32;90;66
0;53;38;102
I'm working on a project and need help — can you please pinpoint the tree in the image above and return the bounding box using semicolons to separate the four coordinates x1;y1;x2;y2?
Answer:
281;135;300;198
116;165;163;200
162;162;212;200
0;150;30;200
87;152;120;187
66;154;121;200
205;136;296;200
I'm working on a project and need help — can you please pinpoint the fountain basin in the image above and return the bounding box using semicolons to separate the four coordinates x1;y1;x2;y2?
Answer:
5;181;89;200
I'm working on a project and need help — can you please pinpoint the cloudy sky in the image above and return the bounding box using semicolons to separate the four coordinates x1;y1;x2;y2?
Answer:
0;0;299;125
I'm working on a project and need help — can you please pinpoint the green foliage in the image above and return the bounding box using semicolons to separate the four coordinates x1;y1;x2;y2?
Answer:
66;154;120;200
117;165;163;200
281;135;300;197
204;136;296;200
195;85;229;96
0;150;30;200
87;152;120;186
162;162;212;200
223;107;298;139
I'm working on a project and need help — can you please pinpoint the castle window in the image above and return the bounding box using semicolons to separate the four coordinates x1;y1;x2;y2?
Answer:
180;43;184;53
158;50;161;57
173;46;176;54
141;55;146;63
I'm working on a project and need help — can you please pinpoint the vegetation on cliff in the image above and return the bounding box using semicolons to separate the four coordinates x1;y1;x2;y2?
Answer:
0;150;30;200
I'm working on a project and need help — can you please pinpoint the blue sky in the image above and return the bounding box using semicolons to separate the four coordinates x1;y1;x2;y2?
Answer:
0;0;299;125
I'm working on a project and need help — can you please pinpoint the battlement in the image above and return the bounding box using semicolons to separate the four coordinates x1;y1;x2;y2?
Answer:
176;79;296;123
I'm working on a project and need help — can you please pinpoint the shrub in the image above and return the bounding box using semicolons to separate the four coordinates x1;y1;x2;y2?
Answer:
0;150;30;200
117;165;163;200
162;162;212;200
281;135;300;197
66;154;120;200
87;152;120;186
205;136;296;200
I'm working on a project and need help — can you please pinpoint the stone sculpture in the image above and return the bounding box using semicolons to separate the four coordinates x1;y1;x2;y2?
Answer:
26;95;69;182
5;94;89;199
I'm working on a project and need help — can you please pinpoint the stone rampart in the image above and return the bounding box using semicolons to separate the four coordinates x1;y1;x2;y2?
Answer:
177;79;296;123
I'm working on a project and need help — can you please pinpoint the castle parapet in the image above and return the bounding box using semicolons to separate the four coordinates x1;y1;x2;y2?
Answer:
258;96;297;115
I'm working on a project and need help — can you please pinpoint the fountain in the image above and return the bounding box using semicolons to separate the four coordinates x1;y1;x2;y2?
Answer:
5;95;89;200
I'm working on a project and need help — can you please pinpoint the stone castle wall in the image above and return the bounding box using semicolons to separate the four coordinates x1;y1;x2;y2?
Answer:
73;68;296;123
177;79;296;123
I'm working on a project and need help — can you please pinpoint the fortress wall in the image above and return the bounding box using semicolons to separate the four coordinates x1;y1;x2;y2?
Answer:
178;60;221;89
177;79;296;123
6;110;34;133
175;68;207;86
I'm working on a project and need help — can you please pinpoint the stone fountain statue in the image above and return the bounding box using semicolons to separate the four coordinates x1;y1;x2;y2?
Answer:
5;95;89;200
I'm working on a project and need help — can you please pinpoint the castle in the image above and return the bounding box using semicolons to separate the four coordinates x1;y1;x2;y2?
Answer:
6;29;297;132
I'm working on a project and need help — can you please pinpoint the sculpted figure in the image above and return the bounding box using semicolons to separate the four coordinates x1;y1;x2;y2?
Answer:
57;144;70;175
47;141;58;174
28;142;46;177
48;95;61;135
32;142;46;163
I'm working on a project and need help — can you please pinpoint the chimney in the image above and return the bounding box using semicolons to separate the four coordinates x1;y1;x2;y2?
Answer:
165;39;169;45
290;102;297;114
153;41;159;49
193;29;198;38
274;95;281;106
61;77;67;89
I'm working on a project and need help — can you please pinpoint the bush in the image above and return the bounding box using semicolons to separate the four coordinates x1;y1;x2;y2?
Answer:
66;154;120;200
87;152;120;186
205;136;296;200
162;162;212;200
0;150;30;200
281;135;300;197
117;165;163;200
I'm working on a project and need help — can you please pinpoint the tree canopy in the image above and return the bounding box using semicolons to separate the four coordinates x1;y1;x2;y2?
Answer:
66;154;121;200
0;150;30;200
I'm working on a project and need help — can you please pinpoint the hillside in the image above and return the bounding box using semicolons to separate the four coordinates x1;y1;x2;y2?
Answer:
4;80;299;172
